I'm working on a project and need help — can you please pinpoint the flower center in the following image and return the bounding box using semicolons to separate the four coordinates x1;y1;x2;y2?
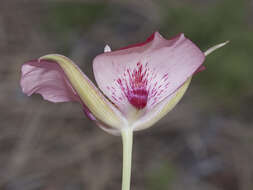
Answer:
117;63;149;109
107;62;170;110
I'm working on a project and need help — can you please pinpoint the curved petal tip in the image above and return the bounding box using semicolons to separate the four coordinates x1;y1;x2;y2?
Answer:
205;41;229;56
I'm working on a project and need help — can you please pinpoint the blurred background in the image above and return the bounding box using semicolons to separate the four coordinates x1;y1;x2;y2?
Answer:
0;0;253;189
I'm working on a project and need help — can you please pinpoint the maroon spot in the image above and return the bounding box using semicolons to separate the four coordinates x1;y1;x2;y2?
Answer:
127;88;148;109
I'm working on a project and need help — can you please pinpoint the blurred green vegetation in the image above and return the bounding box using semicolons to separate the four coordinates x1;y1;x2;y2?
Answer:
45;2;107;53
147;162;176;190
160;0;252;107
47;2;107;34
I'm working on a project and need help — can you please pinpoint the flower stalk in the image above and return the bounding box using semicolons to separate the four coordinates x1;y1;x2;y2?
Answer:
121;128;133;190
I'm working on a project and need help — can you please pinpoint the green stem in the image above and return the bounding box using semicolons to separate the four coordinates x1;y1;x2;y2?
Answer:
121;128;133;190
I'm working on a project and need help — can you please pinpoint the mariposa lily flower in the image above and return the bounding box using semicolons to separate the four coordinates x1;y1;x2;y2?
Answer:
20;31;228;190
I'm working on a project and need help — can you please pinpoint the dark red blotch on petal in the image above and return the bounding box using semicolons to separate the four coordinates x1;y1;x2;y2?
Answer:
128;88;148;109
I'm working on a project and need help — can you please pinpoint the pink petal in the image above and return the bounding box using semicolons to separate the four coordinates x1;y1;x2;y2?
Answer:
93;32;205;115
20;60;96;121
21;60;76;102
